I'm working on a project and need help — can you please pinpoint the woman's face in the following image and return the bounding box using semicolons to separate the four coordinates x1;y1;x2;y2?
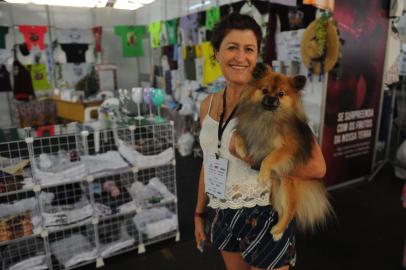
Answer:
215;29;259;87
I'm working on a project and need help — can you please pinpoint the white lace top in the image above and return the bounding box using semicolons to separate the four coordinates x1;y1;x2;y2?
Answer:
199;95;270;209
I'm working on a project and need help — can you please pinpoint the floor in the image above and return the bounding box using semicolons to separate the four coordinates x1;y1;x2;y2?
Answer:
81;154;406;270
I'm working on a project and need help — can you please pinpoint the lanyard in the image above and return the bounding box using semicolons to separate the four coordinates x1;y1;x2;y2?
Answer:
217;87;238;158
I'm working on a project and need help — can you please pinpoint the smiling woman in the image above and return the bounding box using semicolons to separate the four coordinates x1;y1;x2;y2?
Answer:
194;13;326;270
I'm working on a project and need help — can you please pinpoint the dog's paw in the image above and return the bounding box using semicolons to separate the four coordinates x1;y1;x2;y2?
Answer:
258;169;271;186
270;227;284;241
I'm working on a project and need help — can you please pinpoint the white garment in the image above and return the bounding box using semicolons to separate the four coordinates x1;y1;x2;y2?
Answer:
390;0;404;17
8;255;46;270
132;207;177;239
60;63;91;88
276;29;304;62
34;162;87;187
127;177;176;208
50;234;97;268
0;49;11;64
81;151;129;177
199;95;270;209
240;3;264;30
117;139;174;169
56;28;93;44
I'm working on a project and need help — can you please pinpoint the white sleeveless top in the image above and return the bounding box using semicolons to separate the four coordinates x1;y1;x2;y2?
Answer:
199;95;270;209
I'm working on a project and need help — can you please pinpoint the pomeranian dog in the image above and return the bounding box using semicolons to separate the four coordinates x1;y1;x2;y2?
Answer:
234;63;332;240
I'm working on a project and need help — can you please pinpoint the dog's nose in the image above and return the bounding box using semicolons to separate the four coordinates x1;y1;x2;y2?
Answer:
262;96;280;110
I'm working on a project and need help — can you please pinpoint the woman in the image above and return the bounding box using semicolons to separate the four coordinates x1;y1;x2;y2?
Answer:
194;13;326;270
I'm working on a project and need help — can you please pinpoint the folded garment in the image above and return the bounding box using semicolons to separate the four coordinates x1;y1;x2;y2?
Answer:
33;162;87;187
99;225;134;257
128;177;176;208
8;255;46;270
118;139;174;169
132;207;177;239
2;238;46;269
81;151;129;177
50;234;97;269
42;198;93;229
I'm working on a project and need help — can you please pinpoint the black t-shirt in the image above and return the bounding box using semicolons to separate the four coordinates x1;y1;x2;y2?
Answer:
13;60;35;100
270;2;316;32
0;64;11;92
61;44;89;63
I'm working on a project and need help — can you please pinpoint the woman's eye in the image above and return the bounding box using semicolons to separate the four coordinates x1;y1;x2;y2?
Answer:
262;89;268;94
227;46;237;51
278;91;285;97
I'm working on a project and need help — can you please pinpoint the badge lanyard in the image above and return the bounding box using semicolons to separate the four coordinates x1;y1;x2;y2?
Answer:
216;87;238;159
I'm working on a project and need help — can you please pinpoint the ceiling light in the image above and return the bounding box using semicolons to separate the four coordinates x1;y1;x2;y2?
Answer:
114;0;142;10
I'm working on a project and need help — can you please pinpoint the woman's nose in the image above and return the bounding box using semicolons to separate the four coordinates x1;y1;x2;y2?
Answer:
234;49;246;61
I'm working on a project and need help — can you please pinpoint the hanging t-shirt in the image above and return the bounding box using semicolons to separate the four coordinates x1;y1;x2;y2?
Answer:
148;21;162;48
165;19;178;45
179;14;198;45
199;42;222;85
114;25;146;57
184;45;197;81
18;25;48;51
27;63;52;91
176;45;185;83
0;49;11;64
13;59;35;101
60;44;88;63
270;3;316;32
92;26;103;52
205;7;220;30
0;26;8;49
162;45;178;70
61;63;91;88
0;64;11;92
56;28;93;44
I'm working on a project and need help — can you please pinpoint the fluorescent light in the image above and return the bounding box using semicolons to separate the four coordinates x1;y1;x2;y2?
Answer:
114;0;142;10
189;0;210;11
31;0;99;7
4;0;30;3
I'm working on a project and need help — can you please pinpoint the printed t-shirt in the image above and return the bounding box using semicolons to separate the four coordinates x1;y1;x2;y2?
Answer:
60;44;88;63
199;42;222;85
205;7;220;30
270;3;316;32
18;25;48;51
92;27;103;52
0;49;11;64
148;22;162;49
114;25;146;57
27;63;52;91
179;14;198;45
0;26;8;49
165;19;178;45
56;28;93;44
0;64;11;92
13;59;35;101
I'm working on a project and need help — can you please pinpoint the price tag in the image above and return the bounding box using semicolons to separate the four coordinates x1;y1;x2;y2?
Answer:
205;155;228;199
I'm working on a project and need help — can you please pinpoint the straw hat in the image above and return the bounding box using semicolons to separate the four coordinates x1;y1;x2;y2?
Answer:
301;17;340;75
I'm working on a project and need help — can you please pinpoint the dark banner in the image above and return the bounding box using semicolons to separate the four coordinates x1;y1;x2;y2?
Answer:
322;0;389;186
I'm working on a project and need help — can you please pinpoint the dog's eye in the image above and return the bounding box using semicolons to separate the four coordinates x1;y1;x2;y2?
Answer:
278;91;285;97
262;89;268;94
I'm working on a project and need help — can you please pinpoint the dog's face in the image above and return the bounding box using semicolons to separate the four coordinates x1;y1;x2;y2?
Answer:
240;63;307;115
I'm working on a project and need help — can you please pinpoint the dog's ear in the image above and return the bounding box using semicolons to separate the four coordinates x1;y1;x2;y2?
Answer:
252;63;269;80
292;75;307;91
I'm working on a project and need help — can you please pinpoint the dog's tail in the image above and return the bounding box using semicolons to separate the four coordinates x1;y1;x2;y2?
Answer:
294;180;334;232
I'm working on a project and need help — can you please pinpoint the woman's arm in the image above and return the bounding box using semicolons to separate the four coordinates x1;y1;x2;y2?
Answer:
290;137;326;179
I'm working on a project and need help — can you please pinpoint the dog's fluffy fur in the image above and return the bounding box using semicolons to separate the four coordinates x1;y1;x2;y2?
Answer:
234;63;332;240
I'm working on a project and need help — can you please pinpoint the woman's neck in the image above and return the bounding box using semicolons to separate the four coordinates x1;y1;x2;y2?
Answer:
225;83;245;107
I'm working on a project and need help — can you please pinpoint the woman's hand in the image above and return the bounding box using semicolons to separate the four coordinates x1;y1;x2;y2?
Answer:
229;132;253;164
194;215;207;252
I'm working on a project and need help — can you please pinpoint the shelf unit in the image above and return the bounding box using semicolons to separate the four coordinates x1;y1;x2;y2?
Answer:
0;122;179;270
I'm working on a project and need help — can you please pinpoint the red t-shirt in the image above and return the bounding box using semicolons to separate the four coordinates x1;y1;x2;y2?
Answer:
18;25;48;51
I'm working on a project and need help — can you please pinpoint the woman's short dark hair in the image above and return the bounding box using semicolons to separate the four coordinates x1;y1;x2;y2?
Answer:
210;13;262;53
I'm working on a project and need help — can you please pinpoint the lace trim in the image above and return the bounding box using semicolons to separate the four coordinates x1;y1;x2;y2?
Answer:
207;183;270;209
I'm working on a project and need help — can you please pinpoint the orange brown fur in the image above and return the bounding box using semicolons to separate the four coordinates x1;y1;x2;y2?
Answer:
235;64;332;240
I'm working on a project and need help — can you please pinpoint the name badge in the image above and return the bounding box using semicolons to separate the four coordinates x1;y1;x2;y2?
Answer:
205;155;228;199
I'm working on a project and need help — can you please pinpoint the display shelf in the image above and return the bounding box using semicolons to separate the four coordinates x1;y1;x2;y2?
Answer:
0;122;178;270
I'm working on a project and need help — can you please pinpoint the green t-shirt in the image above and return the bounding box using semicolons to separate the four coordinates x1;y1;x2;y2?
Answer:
165;19;178;45
0;26;9;49
27;64;52;91
114;25;146;57
205;7;220;30
148;21;162;48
